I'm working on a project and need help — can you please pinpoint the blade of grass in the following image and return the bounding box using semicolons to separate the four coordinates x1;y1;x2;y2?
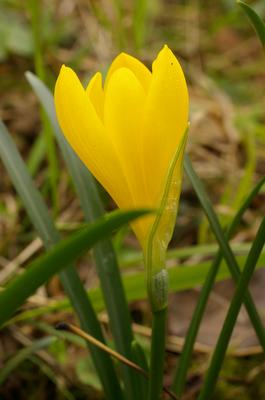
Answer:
0;208;148;327
173;175;265;396
184;155;265;350
237;0;265;48
198;216;265;399
26;72;141;400
0;336;56;385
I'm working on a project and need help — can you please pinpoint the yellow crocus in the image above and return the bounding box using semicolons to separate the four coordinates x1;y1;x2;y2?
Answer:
54;45;189;256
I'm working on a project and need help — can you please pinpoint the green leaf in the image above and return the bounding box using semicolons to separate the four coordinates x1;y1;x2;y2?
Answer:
184;155;265;351
238;0;265;47
0;209;148;328
198;216;265;400
0;119;57;246
172;174;265;396
26;71;141;400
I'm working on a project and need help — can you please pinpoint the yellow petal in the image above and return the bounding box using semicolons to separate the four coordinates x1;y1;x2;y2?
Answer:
104;66;149;242
86;72;104;121
54;65;130;207
104;52;151;93
141;45;189;207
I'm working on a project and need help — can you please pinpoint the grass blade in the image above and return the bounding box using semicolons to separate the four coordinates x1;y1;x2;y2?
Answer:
26;71;141;400
198;216;265;399
184;155;265;351
0;208;148;327
173;175;265;396
238;0;265;48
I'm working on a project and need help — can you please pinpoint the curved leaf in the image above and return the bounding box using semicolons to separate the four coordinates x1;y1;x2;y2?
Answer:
238;0;265;47
0;209;148;327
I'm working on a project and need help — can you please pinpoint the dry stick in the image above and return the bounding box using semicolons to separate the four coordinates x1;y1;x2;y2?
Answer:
56;322;178;400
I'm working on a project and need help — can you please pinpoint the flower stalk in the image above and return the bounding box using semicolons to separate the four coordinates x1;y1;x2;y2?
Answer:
148;308;167;400
145;131;187;399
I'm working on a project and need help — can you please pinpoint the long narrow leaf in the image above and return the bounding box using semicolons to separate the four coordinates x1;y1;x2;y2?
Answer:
26;71;140;400
198;216;265;399
184;155;265;350
238;0;265;47
173;175;265;396
0;209;148;327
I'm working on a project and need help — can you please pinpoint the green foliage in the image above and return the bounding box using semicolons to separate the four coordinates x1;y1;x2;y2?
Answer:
173;174;265;397
198;216;265;399
0;208;147;328
238;1;265;47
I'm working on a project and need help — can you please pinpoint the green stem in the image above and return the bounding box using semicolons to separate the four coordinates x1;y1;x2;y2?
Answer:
198;217;265;400
173;175;265;397
148;308;167;400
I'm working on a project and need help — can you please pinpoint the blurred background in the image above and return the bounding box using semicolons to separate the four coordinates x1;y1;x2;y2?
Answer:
0;0;265;399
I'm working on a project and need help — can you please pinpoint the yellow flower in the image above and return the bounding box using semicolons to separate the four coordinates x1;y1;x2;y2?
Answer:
54;45;189;253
